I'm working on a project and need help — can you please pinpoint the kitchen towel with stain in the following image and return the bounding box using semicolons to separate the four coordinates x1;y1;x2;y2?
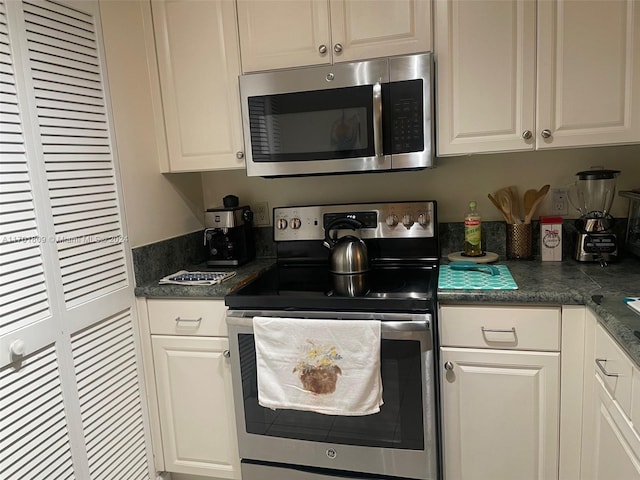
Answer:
253;317;383;416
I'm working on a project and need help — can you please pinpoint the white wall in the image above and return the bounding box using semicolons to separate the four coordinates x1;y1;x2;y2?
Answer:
100;0;204;248
202;144;640;223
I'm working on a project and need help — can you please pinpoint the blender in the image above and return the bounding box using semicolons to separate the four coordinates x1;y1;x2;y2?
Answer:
569;169;621;265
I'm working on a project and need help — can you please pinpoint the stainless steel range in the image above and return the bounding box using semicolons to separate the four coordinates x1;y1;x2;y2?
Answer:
225;201;440;480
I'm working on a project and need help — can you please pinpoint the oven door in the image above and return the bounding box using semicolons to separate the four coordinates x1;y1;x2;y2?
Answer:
226;311;438;480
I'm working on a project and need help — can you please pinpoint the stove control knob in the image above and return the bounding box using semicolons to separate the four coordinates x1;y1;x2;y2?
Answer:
290;218;301;229
385;214;398;227
276;218;288;230
402;214;414;228
417;213;429;227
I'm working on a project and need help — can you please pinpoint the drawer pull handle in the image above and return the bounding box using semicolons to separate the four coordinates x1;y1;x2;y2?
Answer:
481;326;516;334
595;358;619;377
175;317;202;323
223;350;231;358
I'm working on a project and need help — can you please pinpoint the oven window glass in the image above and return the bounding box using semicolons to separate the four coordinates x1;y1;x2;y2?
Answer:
237;334;424;450
247;86;374;162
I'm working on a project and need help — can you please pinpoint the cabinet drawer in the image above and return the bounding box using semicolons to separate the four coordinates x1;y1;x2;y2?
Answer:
439;305;561;351
147;299;228;336
595;323;633;418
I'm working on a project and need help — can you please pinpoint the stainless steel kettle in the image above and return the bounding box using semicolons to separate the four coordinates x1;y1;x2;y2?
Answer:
323;219;370;296
323;218;369;274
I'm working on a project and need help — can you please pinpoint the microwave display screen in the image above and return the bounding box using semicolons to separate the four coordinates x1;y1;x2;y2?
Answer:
248;85;375;162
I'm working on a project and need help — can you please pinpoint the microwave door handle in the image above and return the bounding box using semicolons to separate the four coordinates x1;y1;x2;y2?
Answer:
373;82;383;157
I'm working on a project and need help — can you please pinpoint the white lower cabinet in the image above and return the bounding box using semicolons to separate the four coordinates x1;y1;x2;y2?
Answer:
585;376;640;480
439;305;561;480
140;298;240;479
581;312;640;480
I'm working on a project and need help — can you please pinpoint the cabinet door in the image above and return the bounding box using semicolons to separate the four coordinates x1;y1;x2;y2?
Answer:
581;375;640;480
440;347;560;480
237;0;431;72
536;0;640;148
152;335;240;479
152;0;245;172
237;0;331;72
434;0;536;155
329;0;431;63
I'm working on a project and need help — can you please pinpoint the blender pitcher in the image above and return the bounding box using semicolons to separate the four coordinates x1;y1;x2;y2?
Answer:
568;169;620;219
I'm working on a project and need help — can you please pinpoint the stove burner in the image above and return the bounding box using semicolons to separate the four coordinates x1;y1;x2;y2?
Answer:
226;263;437;313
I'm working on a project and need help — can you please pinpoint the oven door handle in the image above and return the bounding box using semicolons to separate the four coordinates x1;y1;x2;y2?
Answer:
381;321;429;333
226;316;429;332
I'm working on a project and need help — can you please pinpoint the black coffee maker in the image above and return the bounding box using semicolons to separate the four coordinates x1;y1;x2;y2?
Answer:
204;196;255;267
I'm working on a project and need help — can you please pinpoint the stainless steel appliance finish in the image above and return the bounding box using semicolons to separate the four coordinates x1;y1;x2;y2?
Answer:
204;205;249;229
240;53;434;177
620;190;640;258
227;312;438;480
225;201;440;480
273;201;436;242
204;205;255;266
570;169;621;265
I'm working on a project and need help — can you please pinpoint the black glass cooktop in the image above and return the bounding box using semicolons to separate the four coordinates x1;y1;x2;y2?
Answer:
225;263;438;313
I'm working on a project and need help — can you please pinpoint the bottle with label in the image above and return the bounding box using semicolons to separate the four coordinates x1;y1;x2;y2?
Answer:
464;201;482;256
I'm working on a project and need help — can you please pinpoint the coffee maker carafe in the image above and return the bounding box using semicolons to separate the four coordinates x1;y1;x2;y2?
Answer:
568;169;620;265
204;204;255;267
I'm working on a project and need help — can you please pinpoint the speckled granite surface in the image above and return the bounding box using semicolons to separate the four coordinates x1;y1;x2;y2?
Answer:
132;230;207;287
134;257;275;298
439;257;640;366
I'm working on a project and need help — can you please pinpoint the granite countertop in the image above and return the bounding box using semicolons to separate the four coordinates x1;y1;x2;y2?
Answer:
135;255;640;366
439;257;640;366
134;258;276;299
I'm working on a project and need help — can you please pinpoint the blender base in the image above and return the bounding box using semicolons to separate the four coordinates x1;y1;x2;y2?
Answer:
574;231;619;264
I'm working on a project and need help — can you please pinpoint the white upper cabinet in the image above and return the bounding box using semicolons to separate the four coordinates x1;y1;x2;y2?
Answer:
435;0;640;156
237;0;432;73
434;0;536;155
151;0;245;172
236;0;331;71
536;0;640;149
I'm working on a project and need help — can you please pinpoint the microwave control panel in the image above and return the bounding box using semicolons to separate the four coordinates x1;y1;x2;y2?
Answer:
387;80;425;154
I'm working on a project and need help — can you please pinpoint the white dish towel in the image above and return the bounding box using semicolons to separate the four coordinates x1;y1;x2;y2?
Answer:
253;316;383;416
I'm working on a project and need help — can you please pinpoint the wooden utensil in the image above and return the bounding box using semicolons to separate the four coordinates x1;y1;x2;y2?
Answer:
488;193;513;223
508;186;521;222
524;184;551;224
494;188;516;223
523;189;537;219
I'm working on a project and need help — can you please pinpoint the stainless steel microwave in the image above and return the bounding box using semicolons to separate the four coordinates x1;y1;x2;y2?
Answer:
239;53;434;177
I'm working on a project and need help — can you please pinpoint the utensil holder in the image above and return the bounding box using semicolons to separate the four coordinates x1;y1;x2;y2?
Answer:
506;223;532;260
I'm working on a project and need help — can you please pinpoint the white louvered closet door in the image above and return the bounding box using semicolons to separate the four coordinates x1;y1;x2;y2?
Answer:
0;1;153;478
